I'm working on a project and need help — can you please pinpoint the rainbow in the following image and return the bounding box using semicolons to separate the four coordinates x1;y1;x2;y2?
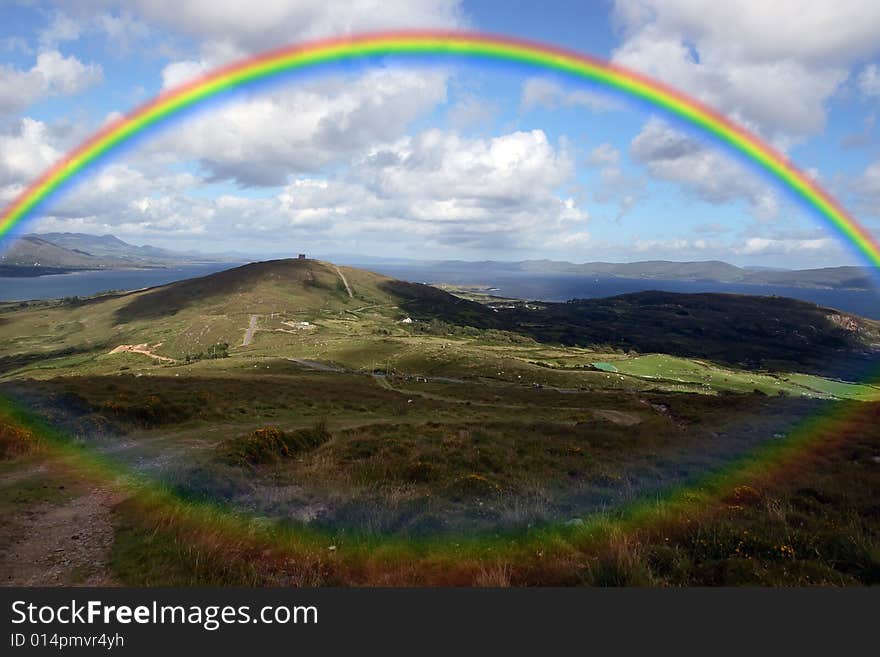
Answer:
1;30;879;269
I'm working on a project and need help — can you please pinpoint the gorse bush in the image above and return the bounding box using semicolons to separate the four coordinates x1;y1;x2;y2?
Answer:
223;420;331;465
0;421;42;459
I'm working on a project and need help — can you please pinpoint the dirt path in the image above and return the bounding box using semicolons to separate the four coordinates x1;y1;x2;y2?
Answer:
108;343;174;362
241;314;259;346
334;265;353;298
0;487;121;586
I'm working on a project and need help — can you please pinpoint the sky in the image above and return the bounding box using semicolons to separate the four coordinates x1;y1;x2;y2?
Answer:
0;1;879;268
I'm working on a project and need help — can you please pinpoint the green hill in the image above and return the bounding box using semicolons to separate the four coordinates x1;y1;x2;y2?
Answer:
0;258;877;382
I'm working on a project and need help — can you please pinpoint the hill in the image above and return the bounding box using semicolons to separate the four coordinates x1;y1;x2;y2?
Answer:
385;279;880;378
0;258;877;381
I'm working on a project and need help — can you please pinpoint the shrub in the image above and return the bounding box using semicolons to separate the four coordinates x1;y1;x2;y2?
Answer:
224;420;331;465
184;343;229;363
0;422;41;459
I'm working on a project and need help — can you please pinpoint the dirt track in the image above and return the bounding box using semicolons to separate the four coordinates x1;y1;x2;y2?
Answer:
0;486;120;586
108;343;174;362
242;314;259;346
334;265;353;298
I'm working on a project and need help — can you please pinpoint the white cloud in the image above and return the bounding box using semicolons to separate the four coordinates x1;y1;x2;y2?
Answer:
39;12;84;48
355;129;574;205
860;64;880;98
735;237;833;255
0;119;61;189
630;117;779;219
587;143;620;167
584;143;646;220
0;50;102;115
611;0;880;141
133;0;464;58
521;77;619;112
148;68;450;186
851;160;880;217
446;95;496;129
32;126;590;253
634;237;694;253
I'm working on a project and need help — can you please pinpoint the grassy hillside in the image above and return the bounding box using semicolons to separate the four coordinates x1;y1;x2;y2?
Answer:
0;259;877;388
490;291;880;379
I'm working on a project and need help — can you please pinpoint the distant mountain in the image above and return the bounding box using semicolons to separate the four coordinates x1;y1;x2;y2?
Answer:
344;257;875;291
3;233;874;291
0;233;236;276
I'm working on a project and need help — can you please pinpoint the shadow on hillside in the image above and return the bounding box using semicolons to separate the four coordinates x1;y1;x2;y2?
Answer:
113;259;313;322
382;281;880;380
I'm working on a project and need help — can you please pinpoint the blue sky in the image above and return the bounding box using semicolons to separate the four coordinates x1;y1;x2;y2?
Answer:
1;1;879;267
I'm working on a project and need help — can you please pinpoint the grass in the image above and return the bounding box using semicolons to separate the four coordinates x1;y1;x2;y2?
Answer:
100;398;880;586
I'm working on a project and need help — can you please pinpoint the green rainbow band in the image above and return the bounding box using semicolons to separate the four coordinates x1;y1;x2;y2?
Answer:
1;31;878;269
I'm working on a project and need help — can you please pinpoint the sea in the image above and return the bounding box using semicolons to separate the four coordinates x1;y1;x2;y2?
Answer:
1;262;879;320
360;264;880;320
0;263;241;302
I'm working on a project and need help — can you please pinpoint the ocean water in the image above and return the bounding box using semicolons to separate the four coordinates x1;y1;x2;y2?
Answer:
0;263;243;302
359;265;880;320
1;262;878;320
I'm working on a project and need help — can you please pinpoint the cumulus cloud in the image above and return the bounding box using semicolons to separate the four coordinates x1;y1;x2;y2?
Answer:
32;126;589;253
629;117;779;219
0;119;58;184
0;50;102;115
355;129;574;204
611;0;880;141
146;68;450;186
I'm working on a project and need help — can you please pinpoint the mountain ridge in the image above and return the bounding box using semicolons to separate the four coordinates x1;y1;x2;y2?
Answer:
1;232;875;291
0;232;236;275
